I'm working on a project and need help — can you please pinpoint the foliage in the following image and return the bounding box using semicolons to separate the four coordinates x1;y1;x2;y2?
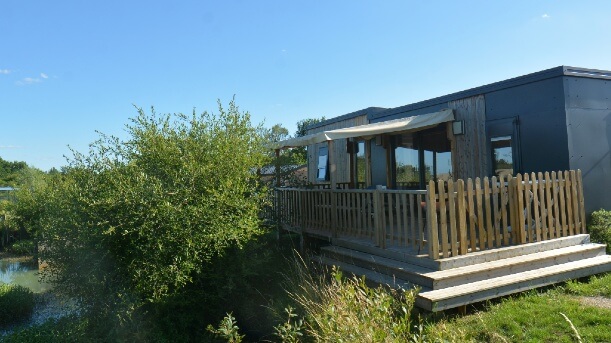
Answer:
36;100;269;320
588;209;611;253
273;306;304;343
284;260;419;342
2;167;53;250
291;117;325;165
0;284;35;326
430;289;611;342
207;313;244;343
0;157;28;187
564;272;611;297
8;239;36;255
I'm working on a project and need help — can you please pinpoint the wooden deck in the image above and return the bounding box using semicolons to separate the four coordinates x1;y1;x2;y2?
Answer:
272;169;610;311
314;234;611;311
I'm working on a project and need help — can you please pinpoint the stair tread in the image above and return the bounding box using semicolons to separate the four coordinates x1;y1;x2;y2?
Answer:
321;245;435;274
427;243;606;280
420;255;611;301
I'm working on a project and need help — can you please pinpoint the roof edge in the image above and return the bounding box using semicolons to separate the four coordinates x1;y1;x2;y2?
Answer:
306;106;387;131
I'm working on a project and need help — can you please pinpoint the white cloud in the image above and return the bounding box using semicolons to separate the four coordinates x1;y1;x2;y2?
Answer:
40;72;48;79
542;14;550;19
16;77;42;86
0;69;11;74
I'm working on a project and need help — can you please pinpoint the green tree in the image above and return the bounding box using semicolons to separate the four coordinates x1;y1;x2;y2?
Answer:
0;157;28;187
38;100;269;319
291;117;325;164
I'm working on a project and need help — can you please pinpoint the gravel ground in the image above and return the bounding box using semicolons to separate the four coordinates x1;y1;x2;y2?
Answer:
576;296;611;310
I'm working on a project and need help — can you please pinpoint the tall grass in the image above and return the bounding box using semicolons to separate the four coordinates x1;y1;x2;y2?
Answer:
279;254;421;342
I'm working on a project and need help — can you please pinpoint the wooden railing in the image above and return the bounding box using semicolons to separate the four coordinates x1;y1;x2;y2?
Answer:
271;170;586;260
426;170;587;259
273;188;427;250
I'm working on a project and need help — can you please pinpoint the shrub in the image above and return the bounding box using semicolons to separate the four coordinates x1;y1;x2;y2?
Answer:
0;284;35;326
588;209;611;253
284;258;419;342
9;239;36;255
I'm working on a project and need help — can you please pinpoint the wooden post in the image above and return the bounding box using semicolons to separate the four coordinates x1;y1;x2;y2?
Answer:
427;181;439;259
327;140;337;190
373;189;385;248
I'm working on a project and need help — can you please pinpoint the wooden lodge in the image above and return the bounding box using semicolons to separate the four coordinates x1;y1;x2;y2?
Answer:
270;66;611;311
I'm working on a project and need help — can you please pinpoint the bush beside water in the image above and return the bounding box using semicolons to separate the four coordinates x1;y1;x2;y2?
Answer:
0;284;35;326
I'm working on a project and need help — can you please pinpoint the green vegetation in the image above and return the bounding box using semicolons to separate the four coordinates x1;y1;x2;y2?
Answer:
0;284;35;327
588;209;611;253
0;158;28;188
429;287;611;342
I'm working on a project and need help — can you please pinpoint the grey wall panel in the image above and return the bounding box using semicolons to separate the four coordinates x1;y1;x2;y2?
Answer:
565;76;611;212
485;77;570;174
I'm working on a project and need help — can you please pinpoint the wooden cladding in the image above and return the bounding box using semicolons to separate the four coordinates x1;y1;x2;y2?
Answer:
426;170;587;259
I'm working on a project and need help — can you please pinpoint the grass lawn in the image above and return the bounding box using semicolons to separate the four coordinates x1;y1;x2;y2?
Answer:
428;273;611;342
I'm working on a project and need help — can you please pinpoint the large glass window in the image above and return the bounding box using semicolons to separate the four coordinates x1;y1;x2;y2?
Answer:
394;127;452;189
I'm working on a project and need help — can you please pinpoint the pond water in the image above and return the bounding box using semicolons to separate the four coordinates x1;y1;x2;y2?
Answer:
0;258;51;293
1;257;78;336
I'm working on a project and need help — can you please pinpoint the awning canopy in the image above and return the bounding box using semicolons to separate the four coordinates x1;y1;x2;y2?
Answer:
273;108;455;149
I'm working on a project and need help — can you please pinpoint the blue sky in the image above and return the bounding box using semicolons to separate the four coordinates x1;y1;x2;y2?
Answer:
2;1;611;171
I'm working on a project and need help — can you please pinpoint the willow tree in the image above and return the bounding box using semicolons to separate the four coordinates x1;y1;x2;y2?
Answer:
39;100;269;316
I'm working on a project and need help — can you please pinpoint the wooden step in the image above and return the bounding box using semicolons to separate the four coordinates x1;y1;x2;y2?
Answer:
417;255;611;312
332;237;439;270
312;255;427;292
427;243;607;289
321;245;436;288
435;234;591;270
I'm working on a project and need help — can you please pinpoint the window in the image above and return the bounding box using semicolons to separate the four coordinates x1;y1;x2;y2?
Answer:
394;127;452;189
491;136;513;177
487;117;521;176
317;145;329;181
355;140;366;183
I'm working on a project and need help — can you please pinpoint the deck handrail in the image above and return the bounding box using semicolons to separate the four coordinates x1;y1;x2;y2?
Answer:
269;169;587;260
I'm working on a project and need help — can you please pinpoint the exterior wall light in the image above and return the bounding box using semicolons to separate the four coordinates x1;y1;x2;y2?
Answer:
452;120;465;135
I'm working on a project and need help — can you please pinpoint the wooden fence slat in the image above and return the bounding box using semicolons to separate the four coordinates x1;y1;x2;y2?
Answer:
545;172;555;239
577;170;586;234
448;180;458;257
558;171;567;237
427;181;439;259
570;170;580;235
500;174;509;246
475;178;486;251
467;178;477;251
438;180;449;258
409;194;416;248
457;180;468;255
401;193;409;247
484;177;493;249
516;174;526;244
530;173;541;242
417;193;425;251
491;176;501;248
524;173;533;243
565;170;574;237
537;172;547;241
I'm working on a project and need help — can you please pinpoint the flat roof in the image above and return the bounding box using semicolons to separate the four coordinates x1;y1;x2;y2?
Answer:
307;66;611;129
